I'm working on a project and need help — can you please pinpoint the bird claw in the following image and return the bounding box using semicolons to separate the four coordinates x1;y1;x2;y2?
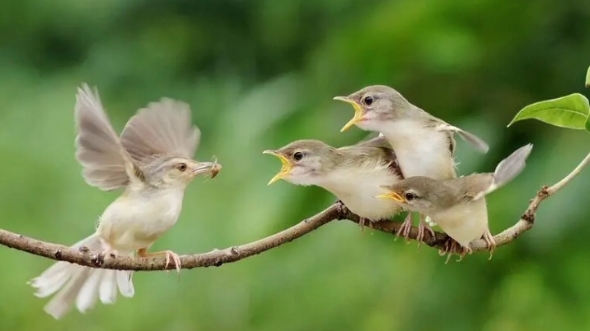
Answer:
438;239;471;263
137;249;182;274
395;213;412;242
358;217;367;231
162;250;182;274
415;215;435;247
482;229;496;260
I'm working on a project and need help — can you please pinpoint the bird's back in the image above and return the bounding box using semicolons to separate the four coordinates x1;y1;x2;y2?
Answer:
447;174;494;203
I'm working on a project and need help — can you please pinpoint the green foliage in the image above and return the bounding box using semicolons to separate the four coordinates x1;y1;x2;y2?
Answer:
508;93;590;130
509;66;590;133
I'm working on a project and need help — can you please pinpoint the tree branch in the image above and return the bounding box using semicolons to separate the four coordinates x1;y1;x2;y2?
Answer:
1;152;589;270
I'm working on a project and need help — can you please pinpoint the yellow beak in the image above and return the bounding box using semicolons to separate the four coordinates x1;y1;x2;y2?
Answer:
333;96;365;132
263;150;292;185
375;191;405;203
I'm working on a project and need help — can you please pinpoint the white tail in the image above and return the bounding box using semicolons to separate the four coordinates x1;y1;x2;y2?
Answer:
28;234;135;319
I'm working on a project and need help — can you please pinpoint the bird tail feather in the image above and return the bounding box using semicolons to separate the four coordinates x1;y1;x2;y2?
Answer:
474;144;533;200
28;234;134;319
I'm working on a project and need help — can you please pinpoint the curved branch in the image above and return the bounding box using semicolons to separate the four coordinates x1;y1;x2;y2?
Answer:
1;152;589;270
0;206;339;271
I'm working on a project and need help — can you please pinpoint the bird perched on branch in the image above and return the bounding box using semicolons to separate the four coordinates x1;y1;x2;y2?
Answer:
334;85;489;241
263;136;405;226
29;84;221;319
377;144;533;260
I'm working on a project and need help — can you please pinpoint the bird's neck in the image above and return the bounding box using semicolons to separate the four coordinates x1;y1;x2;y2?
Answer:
124;183;186;201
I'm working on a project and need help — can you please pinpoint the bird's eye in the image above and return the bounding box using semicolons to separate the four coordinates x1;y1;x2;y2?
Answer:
362;95;374;106
293;151;304;161
177;163;188;172
404;192;416;201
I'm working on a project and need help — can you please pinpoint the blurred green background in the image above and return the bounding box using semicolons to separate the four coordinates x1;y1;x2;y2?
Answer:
1;0;590;330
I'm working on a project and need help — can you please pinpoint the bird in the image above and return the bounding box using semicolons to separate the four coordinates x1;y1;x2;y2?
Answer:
334;85;489;241
263;136;405;226
28;83;222;319
377;144;533;259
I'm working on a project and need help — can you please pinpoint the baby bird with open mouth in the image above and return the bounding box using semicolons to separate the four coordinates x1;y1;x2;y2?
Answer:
264;137;406;227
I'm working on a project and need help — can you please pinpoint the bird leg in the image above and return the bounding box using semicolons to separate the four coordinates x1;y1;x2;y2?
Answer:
415;213;435;245
395;212;413;242
438;238;471;263
137;248;182;273
482;229;496;260
358;217;368;231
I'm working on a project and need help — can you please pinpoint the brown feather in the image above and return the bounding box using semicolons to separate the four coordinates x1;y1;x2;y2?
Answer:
119;98;200;164
74;84;142;191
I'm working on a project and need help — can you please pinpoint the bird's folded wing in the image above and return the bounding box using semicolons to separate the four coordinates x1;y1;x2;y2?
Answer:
353;134;391;149
119;98;201;163
340;137;403;178
455;174;494;202
74;84;141;191
435;123;489;153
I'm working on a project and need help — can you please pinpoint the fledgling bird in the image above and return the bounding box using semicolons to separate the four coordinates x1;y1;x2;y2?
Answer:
377;144;533;259
334;85;489;240
263;137;405;225
28;84;222;319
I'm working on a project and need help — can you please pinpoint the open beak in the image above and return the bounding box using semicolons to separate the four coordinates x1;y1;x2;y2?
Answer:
333;96;366;132
263;150;292;185
192;161;222;178
375;191;405;203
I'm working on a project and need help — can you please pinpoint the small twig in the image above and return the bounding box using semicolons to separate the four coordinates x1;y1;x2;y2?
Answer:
1;152;589;270
547;152;590;195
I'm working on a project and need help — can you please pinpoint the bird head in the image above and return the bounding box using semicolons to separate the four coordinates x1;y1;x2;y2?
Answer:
334;85;411;132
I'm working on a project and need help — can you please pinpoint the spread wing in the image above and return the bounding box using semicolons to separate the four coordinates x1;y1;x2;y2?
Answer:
119;98;201;163
74;84;142;191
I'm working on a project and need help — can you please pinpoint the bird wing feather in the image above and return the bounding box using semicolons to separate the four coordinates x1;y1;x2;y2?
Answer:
74;84;142;191
340;137;403;179
434;122;489;153
119;98;201;164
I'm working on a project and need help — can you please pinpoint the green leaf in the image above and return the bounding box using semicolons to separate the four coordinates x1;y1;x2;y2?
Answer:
508;93;590;130
586;66;590;88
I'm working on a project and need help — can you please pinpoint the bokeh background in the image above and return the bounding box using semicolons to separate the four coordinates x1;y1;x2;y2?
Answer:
1;0;590;330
